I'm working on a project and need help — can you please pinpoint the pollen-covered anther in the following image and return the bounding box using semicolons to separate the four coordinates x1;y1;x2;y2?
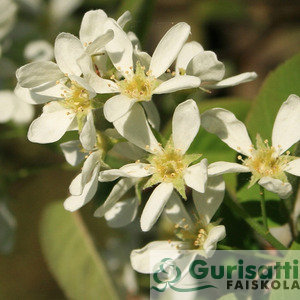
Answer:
135;160;140;164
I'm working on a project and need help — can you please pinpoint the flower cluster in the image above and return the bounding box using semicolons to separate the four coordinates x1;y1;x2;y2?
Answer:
15;9;300;274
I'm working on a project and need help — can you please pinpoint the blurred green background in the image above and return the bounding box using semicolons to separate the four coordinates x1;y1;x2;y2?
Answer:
0;0;300;299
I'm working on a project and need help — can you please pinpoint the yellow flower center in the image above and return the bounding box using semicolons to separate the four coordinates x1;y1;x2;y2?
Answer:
152;148;185;182
117;62;161;102
173;218;210;250
241;134;294;186
144;139;202;199
62;81;91;113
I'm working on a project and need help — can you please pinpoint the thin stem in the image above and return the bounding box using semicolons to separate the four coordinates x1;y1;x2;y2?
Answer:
259;186;268;231
224;194;287;250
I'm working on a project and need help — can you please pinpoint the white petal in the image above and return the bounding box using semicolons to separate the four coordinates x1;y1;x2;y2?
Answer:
99;163;153;182
104;19;133;75
201;108;253;156
175;41;203;74
117;11;131;28
79;10;108;45
105;197;138;228
28;104;75;143
16;61;64;88
69;173;83;196
269;224;292;248
130;241;184;274
120;163;154;177
272;94;300;154
172;99;200;153
127;31;140;48
285;158;300;176
30;80;67;100
104;94;136;122
259;177;292;199
203;225;226;252
68;75;96;98
142;101;160;130
192;176;225;223
64;165;100;211
153;75;200;94
110;142;147;161
205;72;257;89
149;22;191;78
133;46;151;70
184;159;208;193
140;182;173;232
0;90;15;123
60;140;85;166
99;169;128;182
94;178;136;217
113;103;162;154
165;191;194;228
186;51;225;82
208;161;250;176
79;112;96;150
54;33;84;76
85;30;114;55
15;84;52;105
77;53;119;94
81;151;100;186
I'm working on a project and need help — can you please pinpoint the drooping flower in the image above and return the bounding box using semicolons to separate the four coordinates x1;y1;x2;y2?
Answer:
62;131;141;228
61;132;109;212
175;41;257;91
101;23;201;123
202;94;300;199
0;89;34;124
100;100;208;231
130;176;226;274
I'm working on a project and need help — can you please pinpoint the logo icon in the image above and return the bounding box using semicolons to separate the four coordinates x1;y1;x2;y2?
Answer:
151;258;216;293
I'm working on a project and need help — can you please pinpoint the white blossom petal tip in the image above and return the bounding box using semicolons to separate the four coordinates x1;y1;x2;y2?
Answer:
201;108;253;156
172;99;200;154
140;182;173;232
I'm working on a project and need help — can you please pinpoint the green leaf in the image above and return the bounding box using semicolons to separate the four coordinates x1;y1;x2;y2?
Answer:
246;52;300;141
40;202;119;300
289;241;300;250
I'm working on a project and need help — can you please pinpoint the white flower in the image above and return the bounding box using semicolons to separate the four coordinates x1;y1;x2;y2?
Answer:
175;41;257;90
94;141;146;228
24;40;54;62
101;22;201;123
23;76;97;146
61;136;105;212
0;89;34;124
62;133;140;227
202;94;300;199
130;176;226;274
100;100;208;231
